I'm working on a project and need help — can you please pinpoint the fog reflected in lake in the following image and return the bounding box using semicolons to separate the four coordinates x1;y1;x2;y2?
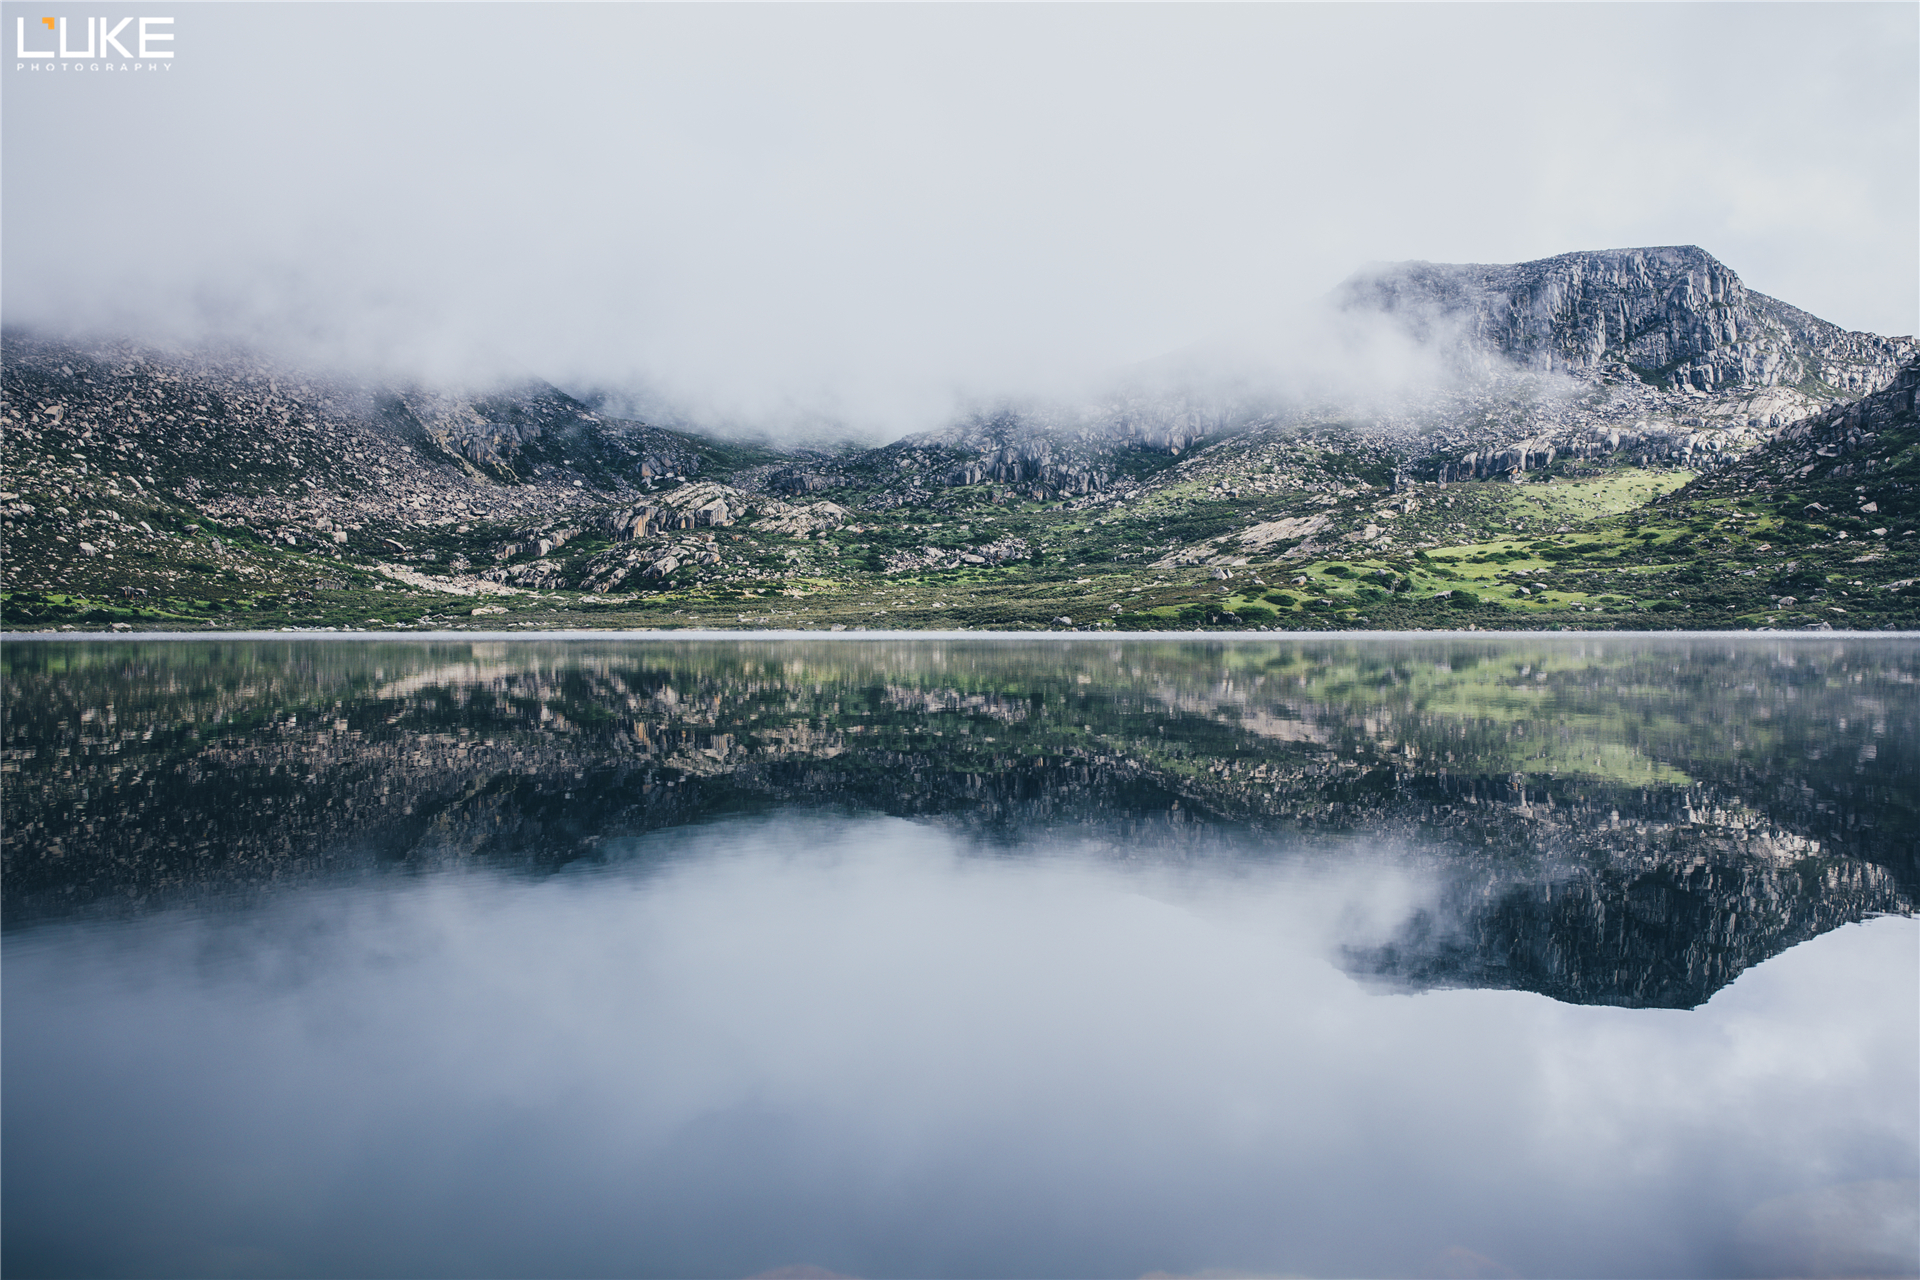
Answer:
6;815;1915;1280
4;635;1918;1278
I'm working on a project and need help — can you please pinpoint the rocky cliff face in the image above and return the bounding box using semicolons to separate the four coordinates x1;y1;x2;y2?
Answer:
1683;356;1920;495
804;400;1219;508
380;383;704;486
1630;357;1920;618
1337;245;1915;396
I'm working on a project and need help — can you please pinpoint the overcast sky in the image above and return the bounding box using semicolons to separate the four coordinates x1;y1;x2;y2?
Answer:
3;2;1915;434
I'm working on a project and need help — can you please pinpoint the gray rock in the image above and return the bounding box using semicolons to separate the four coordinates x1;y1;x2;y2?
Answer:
1338;245;1915;395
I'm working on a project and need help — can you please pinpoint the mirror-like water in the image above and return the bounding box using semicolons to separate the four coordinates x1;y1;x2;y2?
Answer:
4;636;1916;1279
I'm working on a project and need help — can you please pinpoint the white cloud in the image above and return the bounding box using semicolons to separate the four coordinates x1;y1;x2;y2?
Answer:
3;3;1913;436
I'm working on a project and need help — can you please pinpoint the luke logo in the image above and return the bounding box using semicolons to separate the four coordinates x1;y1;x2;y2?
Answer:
15;15;172;58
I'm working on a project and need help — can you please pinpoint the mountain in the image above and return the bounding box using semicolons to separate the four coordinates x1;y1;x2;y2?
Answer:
3;246;1918;633
1337;244;1912;398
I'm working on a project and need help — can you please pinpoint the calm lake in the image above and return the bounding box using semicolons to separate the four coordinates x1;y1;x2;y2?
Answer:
3;634;1916;1280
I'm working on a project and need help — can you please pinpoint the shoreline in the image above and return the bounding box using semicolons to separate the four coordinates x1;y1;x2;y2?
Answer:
8;627;1919;642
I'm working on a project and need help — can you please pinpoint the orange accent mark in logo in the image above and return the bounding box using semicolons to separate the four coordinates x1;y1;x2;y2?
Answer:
40;16;55;28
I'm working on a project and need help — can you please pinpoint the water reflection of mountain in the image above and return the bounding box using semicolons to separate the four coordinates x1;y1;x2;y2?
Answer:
4;638;1913;1007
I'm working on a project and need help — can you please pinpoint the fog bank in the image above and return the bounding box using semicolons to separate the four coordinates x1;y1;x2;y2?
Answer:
2;4;1915;437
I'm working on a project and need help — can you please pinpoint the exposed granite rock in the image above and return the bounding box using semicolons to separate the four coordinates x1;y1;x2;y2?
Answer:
380;381;702;484
768;467;834;495
882;535;1032;574
1337;244;1915;395
844;401;1215;507
1729;356;1920;480
1666;357;1920;545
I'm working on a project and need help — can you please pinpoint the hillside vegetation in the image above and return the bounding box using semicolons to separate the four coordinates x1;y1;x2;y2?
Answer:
5;247;1917;633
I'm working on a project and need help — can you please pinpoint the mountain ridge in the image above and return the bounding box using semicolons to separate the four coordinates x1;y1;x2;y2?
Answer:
1336;244;1913;395
4;245;1919;633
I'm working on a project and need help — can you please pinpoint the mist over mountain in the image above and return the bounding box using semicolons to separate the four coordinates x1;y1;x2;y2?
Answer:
3;5;1912;439
497;246;1914;455
1338;245;1912;394
3;244;1919;636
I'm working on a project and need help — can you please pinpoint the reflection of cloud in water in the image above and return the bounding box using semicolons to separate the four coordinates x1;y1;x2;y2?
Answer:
1737;1180;1920;1279
4;816;1915;1280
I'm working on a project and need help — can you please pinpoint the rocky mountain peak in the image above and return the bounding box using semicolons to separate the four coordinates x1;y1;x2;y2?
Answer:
1337;245;1914;396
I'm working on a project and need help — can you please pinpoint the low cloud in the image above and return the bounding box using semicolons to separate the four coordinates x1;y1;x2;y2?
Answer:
2;5;1913;441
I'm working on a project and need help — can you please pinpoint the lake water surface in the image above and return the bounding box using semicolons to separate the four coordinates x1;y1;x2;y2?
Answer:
4;635;1917;1279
